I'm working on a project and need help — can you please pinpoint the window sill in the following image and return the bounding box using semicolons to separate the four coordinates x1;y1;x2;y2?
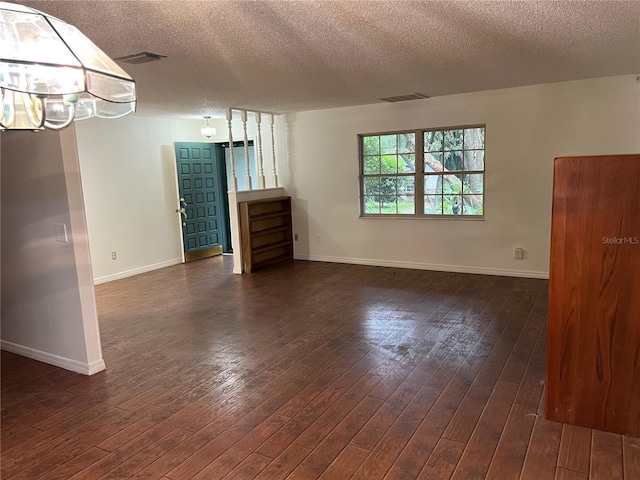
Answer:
359;214;485;221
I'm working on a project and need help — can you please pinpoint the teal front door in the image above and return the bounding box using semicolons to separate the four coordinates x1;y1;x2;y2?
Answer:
175;142;231;261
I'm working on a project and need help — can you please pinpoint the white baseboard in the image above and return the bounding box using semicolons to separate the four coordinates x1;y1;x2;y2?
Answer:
1;340;106;375
293;254;549;279
94;258;183;285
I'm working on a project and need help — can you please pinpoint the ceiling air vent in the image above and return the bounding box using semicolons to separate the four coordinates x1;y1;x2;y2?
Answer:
115;52;167;65
379;93;429;103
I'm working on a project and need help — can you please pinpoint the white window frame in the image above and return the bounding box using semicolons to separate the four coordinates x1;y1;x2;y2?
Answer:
359;124;485;219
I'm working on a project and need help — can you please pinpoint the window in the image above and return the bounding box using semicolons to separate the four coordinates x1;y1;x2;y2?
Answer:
361;133;416;214
360;126;485;217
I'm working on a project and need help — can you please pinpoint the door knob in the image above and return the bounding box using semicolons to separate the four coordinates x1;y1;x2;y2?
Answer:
177;198;187;226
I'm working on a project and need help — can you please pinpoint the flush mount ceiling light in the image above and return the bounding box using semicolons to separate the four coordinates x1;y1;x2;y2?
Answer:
201;116;215;138
0;1;136;131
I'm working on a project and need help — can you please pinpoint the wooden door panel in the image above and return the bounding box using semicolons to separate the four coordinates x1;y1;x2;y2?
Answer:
175;143;229;260
547;154;640;436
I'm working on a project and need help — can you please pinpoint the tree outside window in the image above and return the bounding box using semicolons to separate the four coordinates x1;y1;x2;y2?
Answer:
360;126;484;218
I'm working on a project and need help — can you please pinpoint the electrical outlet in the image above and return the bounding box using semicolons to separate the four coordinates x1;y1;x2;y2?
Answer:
111;251;117;260
514;248;524;260
294;233;299;241
53;223;68;242
315;234;321;244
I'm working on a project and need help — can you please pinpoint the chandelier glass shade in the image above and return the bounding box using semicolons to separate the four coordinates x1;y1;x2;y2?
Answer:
0;1;136;131
201;116;215;138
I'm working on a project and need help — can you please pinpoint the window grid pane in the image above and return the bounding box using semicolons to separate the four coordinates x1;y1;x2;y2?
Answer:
362;127;484;217
420;126;484;216
364;155;381;174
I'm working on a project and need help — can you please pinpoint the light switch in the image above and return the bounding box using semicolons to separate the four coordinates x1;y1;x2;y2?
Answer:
54;223;68;242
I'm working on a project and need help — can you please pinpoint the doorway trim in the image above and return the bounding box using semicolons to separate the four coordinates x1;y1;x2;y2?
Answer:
173;141;232;263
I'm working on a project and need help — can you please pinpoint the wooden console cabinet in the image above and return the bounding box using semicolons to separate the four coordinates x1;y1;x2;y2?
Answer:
239;196;293;273
546;154;640;436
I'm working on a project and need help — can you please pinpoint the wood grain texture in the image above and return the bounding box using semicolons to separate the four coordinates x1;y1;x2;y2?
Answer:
416;438;465;480
222;453;273;480
547;154;640;436
291;395;382;477
1;257;633;479
623;435;640;480
318;445;369;480
521;416;563;480
485;402;537;479
556;467;589;480
590;430;623;480
450;380;518;480
239;196;293;273
558;424;592;474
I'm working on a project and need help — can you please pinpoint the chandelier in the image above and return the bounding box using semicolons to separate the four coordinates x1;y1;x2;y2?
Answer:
201;115;215;138
0;1;136;131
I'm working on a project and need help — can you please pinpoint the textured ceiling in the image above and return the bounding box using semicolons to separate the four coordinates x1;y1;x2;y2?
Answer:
16;0;640;119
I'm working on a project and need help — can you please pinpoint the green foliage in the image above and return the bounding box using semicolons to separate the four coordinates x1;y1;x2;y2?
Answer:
366;197;415;214
364;153;413;206
443;179;462;195
463;202;484;215
363;136;380;155
399;133;416;154
444;151;463;171
381;155;398;174
424;131;443;151
364;177;379;195
443;195;461;215
364;155;380;174
444;130;463;150
380;135;397;154
463;174;484;195
364;129;484;216
379;177;397;205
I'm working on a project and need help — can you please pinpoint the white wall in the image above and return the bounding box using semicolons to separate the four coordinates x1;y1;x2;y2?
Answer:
74;113;282;283
73;76;638;282
1;128;105;374
285;75;640;278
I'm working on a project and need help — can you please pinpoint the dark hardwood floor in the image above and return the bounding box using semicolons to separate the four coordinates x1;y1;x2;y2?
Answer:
2;257;638;479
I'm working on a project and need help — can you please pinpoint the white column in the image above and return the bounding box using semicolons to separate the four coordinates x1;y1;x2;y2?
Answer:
256;112;266;189
226;108;238;192
270;114;279;187
241;110;252;190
